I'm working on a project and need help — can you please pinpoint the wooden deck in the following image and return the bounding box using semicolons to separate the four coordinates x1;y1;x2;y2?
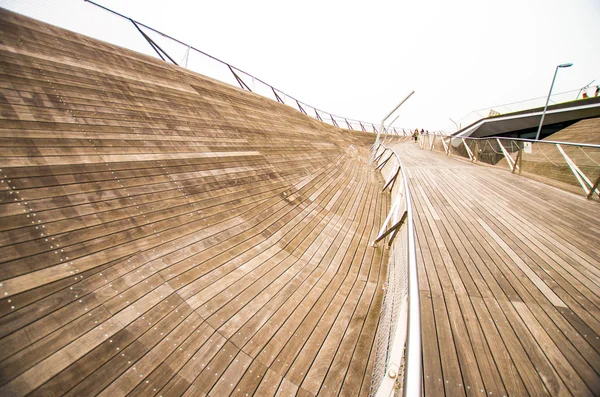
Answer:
2;8;600;397
0;10;388;397
391;141;600;396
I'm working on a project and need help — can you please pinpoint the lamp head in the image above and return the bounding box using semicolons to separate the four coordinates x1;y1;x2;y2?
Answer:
558;63;573;68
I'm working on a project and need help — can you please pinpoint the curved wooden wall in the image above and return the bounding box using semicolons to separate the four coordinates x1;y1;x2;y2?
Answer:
0;9;388;397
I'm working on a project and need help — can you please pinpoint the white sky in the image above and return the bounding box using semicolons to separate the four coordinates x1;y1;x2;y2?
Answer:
1;0;599;131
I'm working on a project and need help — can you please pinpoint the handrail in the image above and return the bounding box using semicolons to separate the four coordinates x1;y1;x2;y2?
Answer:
82;0;412;135
370;140;422;397
419;129;600;148
441;88;587;134
424;131;600;149
450;101;600;140
418;134;600;199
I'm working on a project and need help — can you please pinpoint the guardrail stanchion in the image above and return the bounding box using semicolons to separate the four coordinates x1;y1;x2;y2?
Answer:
588;175;600;199
557;144;598;197
462;138;475;162
513;149;523;173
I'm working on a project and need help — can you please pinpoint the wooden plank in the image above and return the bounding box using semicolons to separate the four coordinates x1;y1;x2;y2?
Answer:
0;317;123;397
203;351;253;397
391;142;600;396
228;359;269;397
28;293;187;396
0;10;388;397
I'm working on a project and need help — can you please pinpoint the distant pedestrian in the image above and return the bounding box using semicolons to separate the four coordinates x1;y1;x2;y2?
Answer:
582;90;588;99
595;86;599;97
413;129;418;142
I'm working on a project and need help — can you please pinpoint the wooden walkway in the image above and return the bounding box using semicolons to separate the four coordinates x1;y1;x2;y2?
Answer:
0;10;388;397
391;141;600;396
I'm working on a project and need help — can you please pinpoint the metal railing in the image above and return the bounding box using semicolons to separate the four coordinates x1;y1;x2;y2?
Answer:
369;138;421;397
419;133;600;200
441;88;589;134
71;1;413;135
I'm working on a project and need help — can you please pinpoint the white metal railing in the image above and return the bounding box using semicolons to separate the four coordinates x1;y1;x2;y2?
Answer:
7;0;415;136
440;88;588;134
418;133;600;200
369;138;421;397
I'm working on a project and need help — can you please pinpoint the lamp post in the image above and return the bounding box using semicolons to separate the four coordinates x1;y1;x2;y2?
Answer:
372;90;415;163
535;63;573;141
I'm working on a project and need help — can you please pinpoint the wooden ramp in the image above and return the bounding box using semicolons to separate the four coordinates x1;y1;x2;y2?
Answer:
390;141;600;396
0;10;388;397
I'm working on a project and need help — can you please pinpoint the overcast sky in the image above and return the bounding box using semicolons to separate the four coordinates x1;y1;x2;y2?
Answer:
1;0;599;131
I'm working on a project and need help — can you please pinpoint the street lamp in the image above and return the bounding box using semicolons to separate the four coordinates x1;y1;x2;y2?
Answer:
372;90;415;163
535;63;573;141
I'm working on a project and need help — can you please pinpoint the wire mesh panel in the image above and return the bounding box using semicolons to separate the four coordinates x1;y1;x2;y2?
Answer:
421;134;600;199
477;139;508;167
370;225;410;397
370;144;414;397
370;277;393;396
566;145;600;181
392;225;410;397
496;138;522;169
519;142;600;196
521;142;577;184
447;137;468;160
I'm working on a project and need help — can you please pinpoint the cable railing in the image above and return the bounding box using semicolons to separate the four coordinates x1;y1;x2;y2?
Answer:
72;0;412;135
441;88;588;135
369;137;421;397
419;133;600;200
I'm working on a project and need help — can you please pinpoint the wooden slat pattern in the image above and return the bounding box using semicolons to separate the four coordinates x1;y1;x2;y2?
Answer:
391;141;600;397
0;9;388;397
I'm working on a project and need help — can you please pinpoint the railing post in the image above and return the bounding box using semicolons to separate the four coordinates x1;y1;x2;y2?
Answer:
382;164;401;192
441;136;449;155
314;108;322;121
271;87;284;104
513;149;523;174
345;119;353;130
330;115;340;128
462;138;475;162
227;65;252;91
292;100;305;115
557;144;598;197
130;19;178;65
497;138;517;171
588;175;600;199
